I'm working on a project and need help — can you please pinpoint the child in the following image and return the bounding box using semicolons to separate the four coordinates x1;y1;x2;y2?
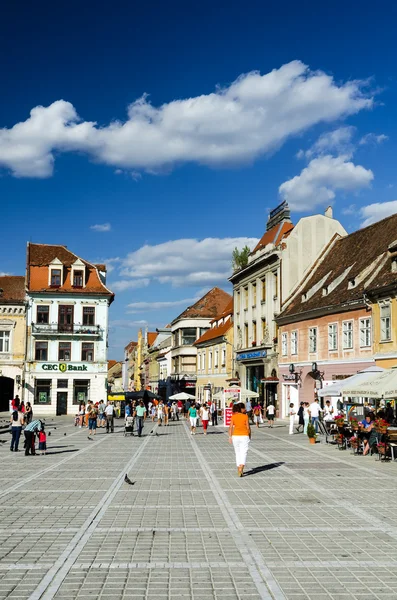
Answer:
38;427;47;455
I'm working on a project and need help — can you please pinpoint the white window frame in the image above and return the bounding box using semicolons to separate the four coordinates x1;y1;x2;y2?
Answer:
342;320;354;350
380;302;391;341
291;330;298;355
281;332;288;356
221;346;226;367
0;330;11;353
208;351;212;370
214;349;219;368
328;323;338;351
359;318;371;348
309;327;317;353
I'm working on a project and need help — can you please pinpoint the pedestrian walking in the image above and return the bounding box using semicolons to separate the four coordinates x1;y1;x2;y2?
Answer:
288;403;296;435
184;400;191;418
189;403;198;435
78;402;86;428
177;400;183;417
157;401;164;426
210;400;218;425
296;402;304;433
87;401;98;438
11;395;20;412
200;404;210;435
171;402;179;421
229;403;251;477
105;401;114;433
266;403;275;427
134;401;146;437
252;403;262;428
25;401;33;424
245;399;253;423
303;402;310;434
309;398;323;433
24;419;43;455
10;408;24;452
151;404;156;422
164;403;170;426
98;400;106;427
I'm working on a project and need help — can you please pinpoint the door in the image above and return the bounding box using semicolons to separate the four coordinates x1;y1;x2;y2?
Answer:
58;305;74;333
0;376;14;412
56;392;68;415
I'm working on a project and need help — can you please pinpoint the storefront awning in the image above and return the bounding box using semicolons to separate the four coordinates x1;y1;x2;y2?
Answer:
318;366;384;397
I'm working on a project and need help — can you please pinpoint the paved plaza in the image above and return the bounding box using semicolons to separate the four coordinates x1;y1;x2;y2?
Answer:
1;417;397;600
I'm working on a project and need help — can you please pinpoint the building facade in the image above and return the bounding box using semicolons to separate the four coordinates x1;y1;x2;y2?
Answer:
0;276;26;411
170;287;232;397
230;202;346;410
194;300;234;403
277;212;397;417
25;243;114;416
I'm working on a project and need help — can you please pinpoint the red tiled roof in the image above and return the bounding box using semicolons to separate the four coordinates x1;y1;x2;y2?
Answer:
108;360;118;370
94;264;107;272
124;341;137;352
280;212;397;321
194;319;232;345
27;243;114;298
147;332;158;347
251;221;294;255
210;299;233;324
173;287;232;323
0;276;25;303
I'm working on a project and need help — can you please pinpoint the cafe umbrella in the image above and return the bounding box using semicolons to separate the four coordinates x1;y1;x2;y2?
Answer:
342;368;397;400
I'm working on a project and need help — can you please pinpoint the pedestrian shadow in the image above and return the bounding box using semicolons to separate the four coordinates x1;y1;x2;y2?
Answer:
245;462;285;476
44;449;79;455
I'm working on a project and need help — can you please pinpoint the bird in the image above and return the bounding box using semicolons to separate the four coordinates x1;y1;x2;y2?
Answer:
150;430;154;434
87;436;93;441
48;432;51;436
64;433;67;436
124;474;135;485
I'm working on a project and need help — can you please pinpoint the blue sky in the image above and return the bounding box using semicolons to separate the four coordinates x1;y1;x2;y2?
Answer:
1;0;397;358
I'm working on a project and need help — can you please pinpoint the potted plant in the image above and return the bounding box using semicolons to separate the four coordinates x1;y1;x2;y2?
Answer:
349;417;359;431
307;423;316;444
334;414;345;428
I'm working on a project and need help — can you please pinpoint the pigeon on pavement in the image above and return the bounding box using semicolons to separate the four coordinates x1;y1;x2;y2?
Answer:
124;474;135;485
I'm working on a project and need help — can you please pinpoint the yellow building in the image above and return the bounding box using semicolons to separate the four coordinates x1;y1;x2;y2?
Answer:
0;276;26;411
370;289;397;369
133;329;143;391
194;300;234;403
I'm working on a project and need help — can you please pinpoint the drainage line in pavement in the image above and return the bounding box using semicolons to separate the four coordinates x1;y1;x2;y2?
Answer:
29;427;157;600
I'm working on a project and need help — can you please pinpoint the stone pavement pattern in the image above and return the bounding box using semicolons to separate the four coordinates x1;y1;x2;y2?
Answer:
1;416;397;599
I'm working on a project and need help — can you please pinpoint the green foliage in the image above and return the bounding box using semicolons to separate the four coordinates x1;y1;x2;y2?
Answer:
307;423;316;439
232;245;251;272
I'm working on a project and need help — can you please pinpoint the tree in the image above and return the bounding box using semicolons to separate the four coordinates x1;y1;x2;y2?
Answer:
232;245;250;272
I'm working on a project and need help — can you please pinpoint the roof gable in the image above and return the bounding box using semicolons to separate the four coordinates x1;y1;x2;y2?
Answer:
172;287;232;323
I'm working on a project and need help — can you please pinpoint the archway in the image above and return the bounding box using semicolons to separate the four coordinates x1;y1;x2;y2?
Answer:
301;372;320;404
0;376;14;412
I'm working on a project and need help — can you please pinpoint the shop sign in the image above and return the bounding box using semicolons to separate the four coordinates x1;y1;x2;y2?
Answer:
185;382;196;388
41;363;88;372
282;374;296;381
38;391;48;403
236;350;267;361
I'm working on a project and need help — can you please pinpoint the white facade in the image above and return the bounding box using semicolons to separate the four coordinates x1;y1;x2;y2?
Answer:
25;294;110;416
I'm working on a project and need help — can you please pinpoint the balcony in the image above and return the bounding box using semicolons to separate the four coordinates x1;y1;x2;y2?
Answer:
31;323;103;337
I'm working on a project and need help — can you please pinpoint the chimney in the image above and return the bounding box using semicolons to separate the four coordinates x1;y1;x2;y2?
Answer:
266;201;291;231
325;206;333;219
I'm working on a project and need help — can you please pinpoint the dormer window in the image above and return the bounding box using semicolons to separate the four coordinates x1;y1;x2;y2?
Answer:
73;270;84;288
51;269;62;287
348;278;356;289
322;286;328;296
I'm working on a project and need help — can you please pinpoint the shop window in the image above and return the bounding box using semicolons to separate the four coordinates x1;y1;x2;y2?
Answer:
59;342;71;361
50;269;62;287
82;342;94;362
35;379;51;404
0;330;10;353
83;307;95;325
35;341;48;361
37;305;49;324
73;379;89;405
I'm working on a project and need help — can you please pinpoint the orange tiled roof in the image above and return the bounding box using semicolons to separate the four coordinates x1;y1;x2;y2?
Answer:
124;341;137;352
210;298;233;324
251;221;294;255
0;276;25;304
194;319;232;345
173;287;232;323
147;332;158;347
108;360;118;370
27;243;114;297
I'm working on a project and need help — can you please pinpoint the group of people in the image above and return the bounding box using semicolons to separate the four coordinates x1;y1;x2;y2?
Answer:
9;396;46;455
243;399;276;428
288;398;327;435
76;400;116;436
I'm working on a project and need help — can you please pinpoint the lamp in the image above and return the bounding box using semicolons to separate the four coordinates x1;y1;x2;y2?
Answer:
289;363;295;374
15;375;21;385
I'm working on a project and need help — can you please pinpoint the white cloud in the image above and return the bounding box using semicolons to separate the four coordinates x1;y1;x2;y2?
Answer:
111;278;150;292
0;61;373;177
127;297;200;314
360;200;397;227
279;155;374;211
90;223;111;232
110;319;149;327
300;126;355;159
342;203;356;215
0;272;12;276
119;237;258;288
359;133;388;145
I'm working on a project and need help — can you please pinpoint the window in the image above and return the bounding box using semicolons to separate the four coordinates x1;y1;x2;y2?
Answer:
35;379;51;404
281;332;288;356
208;351;213;370
244;324;249;348
328;324;338;351
215;349;219;368
262;279;266;302
73;270;84;287
262;318;268;342
59;342;71;361
199;327;209;337
0;331;10;353
57;380;68;388
244;287;249;309
197;353;201;371
37;305;49;324
81;342;94;362
35;341;48;361
273;271;278;299
181;328;196;345
380;303;391;341
73;380;89;405
291;331;297;355
309;328;317;353
342;321;353;349
252;283;257;305
51;269;62;287
360;318;371;347
59;305;74;333
221;347;226;366
83;307;95;326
